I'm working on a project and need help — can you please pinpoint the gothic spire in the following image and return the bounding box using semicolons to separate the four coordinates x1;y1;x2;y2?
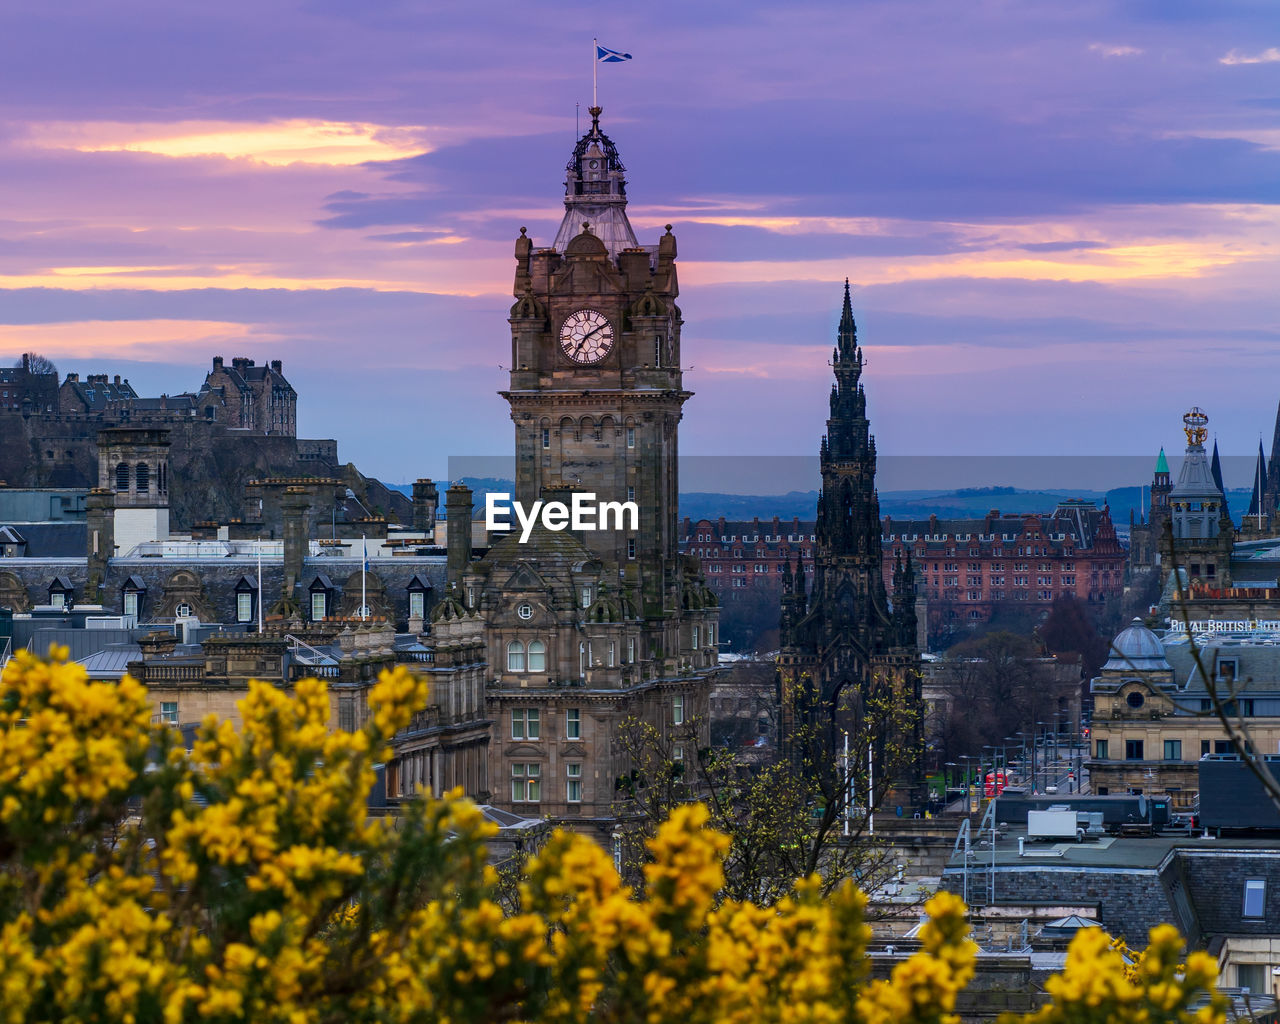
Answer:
1248;439;1268;518
837;278;857;362
1210;439;1226;500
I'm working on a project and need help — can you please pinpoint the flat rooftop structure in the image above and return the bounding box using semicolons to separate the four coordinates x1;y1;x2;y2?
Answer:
943;827;1277;871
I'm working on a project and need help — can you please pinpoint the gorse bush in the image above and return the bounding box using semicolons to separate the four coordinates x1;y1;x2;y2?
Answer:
0;649;1228;1024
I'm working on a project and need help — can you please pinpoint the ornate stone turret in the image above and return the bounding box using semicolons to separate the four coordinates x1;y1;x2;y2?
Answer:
1171;408;1224;541
552;107;640;257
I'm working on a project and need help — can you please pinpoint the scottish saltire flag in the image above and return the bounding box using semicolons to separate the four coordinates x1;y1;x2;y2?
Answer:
596;44;632;63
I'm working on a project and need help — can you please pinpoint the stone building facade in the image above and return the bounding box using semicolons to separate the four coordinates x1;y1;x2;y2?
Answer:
0;352;410;530
388;107;720;835
1087;618;1280;808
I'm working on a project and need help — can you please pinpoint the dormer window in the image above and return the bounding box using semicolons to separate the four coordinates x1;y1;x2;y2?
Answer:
581;585;592;608
48;576;74;610
121;575;146;619
407;575;432;620
307;574;335;621
234;576;258;624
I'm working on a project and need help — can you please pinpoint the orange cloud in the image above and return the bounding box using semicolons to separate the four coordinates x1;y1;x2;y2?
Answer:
23;119;432;167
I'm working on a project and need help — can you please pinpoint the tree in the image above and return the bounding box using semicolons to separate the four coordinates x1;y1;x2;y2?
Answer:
931;631;1076;769
0;647;1229;1024
1039;595;1110;680
12;352;58;377
613;670;921;910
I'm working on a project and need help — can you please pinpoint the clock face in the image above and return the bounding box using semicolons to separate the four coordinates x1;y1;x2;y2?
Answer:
560;309;614;364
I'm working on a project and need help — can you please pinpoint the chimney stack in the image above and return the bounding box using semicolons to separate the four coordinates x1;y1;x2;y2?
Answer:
445;484;473;583
412;478;439;534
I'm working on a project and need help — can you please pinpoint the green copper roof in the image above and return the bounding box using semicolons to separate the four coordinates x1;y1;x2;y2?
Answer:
1155;447;1169;474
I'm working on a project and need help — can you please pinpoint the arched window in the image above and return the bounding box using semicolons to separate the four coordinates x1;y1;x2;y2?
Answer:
507;640;526;672
527;640;546;672
135;462;149;494
115;462;130;492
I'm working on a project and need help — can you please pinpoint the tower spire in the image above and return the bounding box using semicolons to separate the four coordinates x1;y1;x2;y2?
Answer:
552;106;639;257
837;278;857;362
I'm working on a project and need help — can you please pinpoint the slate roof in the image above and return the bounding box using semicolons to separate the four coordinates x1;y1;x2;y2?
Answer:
0;522;86;557
77;643;143;679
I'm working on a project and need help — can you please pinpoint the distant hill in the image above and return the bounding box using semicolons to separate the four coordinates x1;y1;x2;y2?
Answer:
391;482;1137;523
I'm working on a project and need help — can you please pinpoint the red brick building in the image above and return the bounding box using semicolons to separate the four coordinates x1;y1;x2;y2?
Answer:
679;516;816;590
681;501;1127;641
882;501;1126;638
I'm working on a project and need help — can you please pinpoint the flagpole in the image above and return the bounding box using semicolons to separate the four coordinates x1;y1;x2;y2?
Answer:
593;37;597;109
257;547;264;633
361;535;367;621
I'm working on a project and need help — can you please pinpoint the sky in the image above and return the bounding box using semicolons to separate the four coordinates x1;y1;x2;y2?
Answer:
1;1;1278;488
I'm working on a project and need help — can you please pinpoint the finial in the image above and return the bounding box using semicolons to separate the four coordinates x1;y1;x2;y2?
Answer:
589;105;602;128
664;224;673;233
519;226;527;236
581;221;592;234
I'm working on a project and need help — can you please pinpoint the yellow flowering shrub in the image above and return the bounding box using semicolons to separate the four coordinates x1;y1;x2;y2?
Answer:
0;648;1229;1024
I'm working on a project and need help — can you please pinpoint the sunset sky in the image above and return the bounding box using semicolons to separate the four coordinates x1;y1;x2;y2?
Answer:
1;2;1277;486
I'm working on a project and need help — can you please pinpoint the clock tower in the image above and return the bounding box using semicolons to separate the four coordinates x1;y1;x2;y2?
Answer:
503;105;687;619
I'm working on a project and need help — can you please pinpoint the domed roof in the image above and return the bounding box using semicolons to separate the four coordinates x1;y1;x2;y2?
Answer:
1102;618;1170;672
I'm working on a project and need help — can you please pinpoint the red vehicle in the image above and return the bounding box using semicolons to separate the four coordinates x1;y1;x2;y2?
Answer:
984;771;1008;798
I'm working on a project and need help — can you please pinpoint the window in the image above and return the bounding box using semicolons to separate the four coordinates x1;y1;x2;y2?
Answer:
1243;879;1266;919
1201;740;1211;756
626;426;635;448
160;701;178;726
566;763;582;803
607;641;615;667
338;696;356;733
1237;963;1266;994
236;591;253;623
581;586;592;608
1126;691;1145;709
115;462;130;492
123;590;139;618
511;763;541;802
1125;740;1144;761
409;590;425;619
627;486;635;502
507;640;526;672
1163;739;1181;761
527;640;546;672
517;602;533;620
1215;739;1233;754
692;626;699;649
511;708;540;740
135;462;149;494
627;637;635;664
673;695;684;726
566;708;581;740
175;602;193;618
310;592;325;620
1096;739;1109;759
628;539;636;559
541;428;550;449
